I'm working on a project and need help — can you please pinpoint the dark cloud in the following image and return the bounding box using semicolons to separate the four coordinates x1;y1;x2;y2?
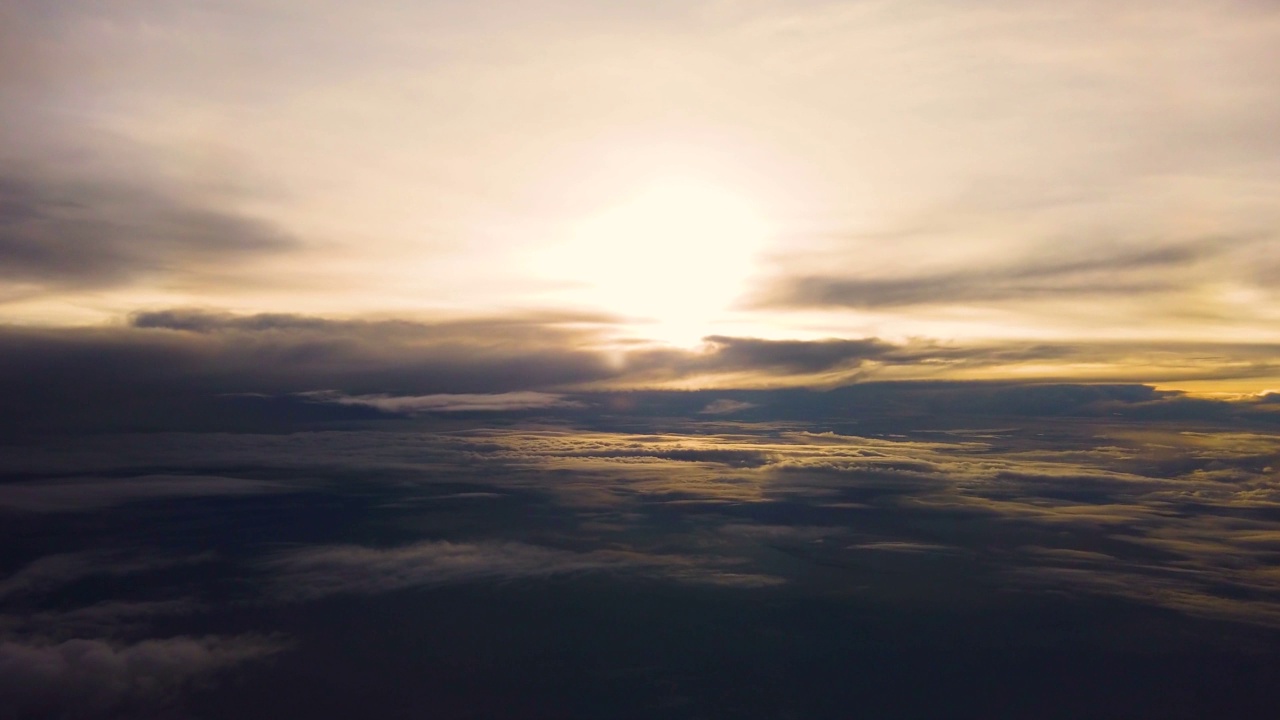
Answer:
128;307;618;339
0;312;616;433
619;336;905;381
0;635;284;719
0;475;291;513
3;308;1280;436
697;336;895;373
581;382;1280;432
0;172;294;292
0;551;214;602
264;540;782;601
17;600;203;640
754;239;1233;309
4;400;1280;717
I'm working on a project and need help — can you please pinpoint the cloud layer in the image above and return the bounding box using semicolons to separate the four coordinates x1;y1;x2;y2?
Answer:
5;385;1280;716
5;309;1280;434
4;2;1280;716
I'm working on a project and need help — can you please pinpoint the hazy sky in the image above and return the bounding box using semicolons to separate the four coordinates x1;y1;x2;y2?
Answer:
9;6;1280;717
3;0;1279;389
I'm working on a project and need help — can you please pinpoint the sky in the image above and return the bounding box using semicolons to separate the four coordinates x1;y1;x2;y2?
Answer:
5;2;1280;718
3;0;1280;390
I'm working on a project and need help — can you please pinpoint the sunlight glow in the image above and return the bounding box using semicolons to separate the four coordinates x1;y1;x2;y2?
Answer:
536;177;772;345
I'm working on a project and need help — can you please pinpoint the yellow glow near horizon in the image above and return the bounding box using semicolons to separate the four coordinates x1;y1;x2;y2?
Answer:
535;177;771;345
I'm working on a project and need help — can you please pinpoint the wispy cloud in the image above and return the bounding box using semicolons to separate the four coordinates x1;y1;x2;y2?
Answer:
302;390;582;413
699;399;758;415
754;239;1230;310
0;635;285;718
0;171;295;294
264;541;622;599
265;540;782;600
0;551;214;601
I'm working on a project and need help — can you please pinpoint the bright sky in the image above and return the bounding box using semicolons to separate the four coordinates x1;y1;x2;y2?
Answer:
3;0;1279;387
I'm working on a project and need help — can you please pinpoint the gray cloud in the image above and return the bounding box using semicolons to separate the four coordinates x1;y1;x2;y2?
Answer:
3;309;1280;435
699;399;758;415
0;635;285;719
699;336;896;373
264;541;626;599
0;172;294;292
0;475;291;513
626;334;1280;387
621;335;939;382
302;390;583;414
15;601;203;641
755;239;1240;309
0;552;213;602
265;540;781;600
129;307;620;338
0;311;617;433
4;398;1280;630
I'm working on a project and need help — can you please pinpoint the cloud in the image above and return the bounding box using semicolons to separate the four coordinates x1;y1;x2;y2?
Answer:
16;601;203;640
4;1;1279;710
265;540;782;600
754;239;1231;310
0;552;213;601
0;635;285;719
697;336;897;373
0;475;291;513
623;335;1280;388
699;399;758;414
0;312;617;433
851;541;957;554
417;420;1280;625
4;309;1280;435
558;446;774;468
303;390;582;414
127;307;620;344
264;541;626;599
4;396;1280;630
0;171;295;293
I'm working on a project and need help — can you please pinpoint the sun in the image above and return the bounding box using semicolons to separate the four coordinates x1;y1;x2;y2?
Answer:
535;176;771;345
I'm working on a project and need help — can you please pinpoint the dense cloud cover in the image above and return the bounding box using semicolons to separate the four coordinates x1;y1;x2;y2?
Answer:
4;309;1280;435
1;313;1279;720
4;378;1280;717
